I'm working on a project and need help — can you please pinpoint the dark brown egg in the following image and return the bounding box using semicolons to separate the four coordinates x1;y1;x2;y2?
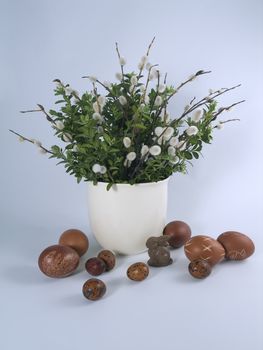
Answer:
97;250;116;271
188;259;212;279
184;235;225;266
82;278;106;301
85;257;106;276
217;231;255;260
38;244;79;278
163;220;192;248
59;229;89;257
127;262;149;281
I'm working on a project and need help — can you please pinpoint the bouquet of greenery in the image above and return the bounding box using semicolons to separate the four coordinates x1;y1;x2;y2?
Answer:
10;38;244;190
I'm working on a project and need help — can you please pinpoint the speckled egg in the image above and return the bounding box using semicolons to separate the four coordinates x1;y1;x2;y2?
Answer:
217;231;255;260
59;229;89;257
38;244;79;278
85;257;106;276
188;259;212;279
127;262;149;281
97;250;116;271
184;235;225;266
82;278;106;301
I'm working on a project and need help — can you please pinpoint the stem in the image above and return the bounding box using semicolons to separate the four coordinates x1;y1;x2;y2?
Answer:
136;36;156;79
211;100;245;121
20;104;55;124
115;42;124;79
9;129;53;154
177;84;242;122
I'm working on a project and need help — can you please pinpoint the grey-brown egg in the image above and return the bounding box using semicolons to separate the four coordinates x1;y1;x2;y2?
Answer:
217;231;255;260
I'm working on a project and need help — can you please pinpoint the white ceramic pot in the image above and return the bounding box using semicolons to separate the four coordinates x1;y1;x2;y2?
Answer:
87;177;170;255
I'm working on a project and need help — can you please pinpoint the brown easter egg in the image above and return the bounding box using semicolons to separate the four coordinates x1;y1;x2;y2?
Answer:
163;220;192;248
59;229;89;256
188;259;212;279
38;245;79;278
127;262;149;281
97;250;116;271
82;278;106;301
184;235;225;266
217;231;255;260
85;257;106;276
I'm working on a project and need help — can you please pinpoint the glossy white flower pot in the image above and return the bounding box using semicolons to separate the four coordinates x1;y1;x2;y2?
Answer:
87;177;170;255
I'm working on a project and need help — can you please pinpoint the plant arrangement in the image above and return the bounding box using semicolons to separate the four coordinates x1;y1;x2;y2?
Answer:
10;38;244;190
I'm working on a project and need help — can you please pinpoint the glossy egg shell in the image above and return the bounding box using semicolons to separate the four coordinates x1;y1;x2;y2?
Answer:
217;231;255;260
184;235;225;266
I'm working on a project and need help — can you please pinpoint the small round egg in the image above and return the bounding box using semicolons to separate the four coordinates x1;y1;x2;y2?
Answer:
127;262;149;281
163;220;192;248
82;278;106;301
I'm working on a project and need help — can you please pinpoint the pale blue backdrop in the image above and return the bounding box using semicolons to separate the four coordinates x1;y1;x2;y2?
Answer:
1;1;262;350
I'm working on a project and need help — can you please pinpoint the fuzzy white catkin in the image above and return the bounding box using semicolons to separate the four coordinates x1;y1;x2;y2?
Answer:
144;95;150;104
139;85;146;93
18;136;24;142
92;113;104;123
62;133;72;142
100;166;107;174
168;146;176;156
177;141;186;151
115;72;122;81
33;139;42;147
155;126;163;136
158;84;166;93
98;95;106;107
192;110;202;123
89;76;97;83
39;148;47;154
129;85;135;93
131;76;138;85
126;152;136;161
119;95;127;105
119;57;126;65
138;62;144;70
154;96;163;106
170;156;179;164
92;164;101;173
141;55;147;64
163;127;174;140
157;136;164;145
149;145;161;156
123;137;131;148
55;120;65;130
169;137;179;147
146;62;151;70
141;145;149;157
72;145;78;152
93;102;100;113
103;81;112;88
186;126;198;136
217;122;224;130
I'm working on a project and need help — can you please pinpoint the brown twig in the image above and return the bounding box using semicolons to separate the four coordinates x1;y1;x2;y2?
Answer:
115;42;124;79
20;104;55;124
9;129;53;154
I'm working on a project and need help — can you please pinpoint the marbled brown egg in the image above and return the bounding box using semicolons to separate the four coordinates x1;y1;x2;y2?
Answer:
38;245;79;278
184;235;225;266
82;278;106;301
85;257;106;276
127;262;149;281
59;229;89;257
97;250;116;271
163;220;192;248
188;259;212;279
217;231;255;260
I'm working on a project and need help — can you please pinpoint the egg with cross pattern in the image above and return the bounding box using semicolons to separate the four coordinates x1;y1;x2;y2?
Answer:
184;235;225;266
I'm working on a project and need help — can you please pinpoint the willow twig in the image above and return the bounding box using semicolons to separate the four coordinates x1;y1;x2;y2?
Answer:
9;129;53;154
20;104;55;124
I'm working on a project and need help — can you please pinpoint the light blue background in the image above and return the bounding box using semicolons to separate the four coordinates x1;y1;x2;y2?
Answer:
1;1;262;349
